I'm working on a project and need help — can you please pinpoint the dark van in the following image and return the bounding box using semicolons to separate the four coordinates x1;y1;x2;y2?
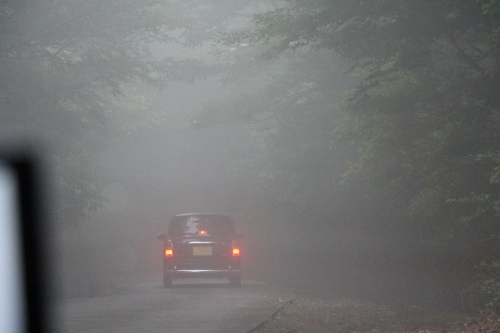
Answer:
157;213;243;287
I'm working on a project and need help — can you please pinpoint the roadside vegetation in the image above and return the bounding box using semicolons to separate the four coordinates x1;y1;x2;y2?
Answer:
252;296;500;333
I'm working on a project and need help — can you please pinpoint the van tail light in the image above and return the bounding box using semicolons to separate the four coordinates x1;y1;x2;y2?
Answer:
165;240;173;257
232;238;240;257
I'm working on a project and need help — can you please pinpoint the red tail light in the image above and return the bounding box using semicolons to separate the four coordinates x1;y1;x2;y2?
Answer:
232;238;241;256
165;240;173;257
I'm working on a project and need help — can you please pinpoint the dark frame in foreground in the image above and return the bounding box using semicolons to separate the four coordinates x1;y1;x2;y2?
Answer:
0;147;52;333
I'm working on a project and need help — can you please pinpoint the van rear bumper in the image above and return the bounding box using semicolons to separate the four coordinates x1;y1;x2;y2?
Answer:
165;266;241;279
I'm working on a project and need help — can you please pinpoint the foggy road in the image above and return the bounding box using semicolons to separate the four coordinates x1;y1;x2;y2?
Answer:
58;280;294;333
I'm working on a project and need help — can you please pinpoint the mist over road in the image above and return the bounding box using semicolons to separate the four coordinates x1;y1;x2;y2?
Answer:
58;280;293;333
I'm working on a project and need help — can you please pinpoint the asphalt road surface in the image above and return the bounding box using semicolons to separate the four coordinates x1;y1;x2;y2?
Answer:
57;279;294;333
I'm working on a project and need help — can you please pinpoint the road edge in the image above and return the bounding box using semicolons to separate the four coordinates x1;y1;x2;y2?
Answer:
245;290;295;333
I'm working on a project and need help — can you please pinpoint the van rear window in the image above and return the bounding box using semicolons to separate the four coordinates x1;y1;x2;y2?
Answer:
168;215;235;238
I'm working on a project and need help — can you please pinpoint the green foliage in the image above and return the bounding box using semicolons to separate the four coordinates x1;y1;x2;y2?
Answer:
0;0;249;224
479;259;500;312
196;0;500;307
239;0;500;240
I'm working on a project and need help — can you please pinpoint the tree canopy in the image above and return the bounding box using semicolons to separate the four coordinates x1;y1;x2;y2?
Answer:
209;0;500;241
190;0;500;306
0;0;255;222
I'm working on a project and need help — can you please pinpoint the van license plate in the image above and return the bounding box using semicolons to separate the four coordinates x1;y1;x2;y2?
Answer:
193;246;213;256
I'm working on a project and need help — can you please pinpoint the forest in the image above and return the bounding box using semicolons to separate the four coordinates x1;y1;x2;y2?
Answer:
2;0;500;313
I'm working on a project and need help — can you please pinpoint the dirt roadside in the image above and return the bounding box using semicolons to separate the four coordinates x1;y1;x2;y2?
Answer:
249;296;500;333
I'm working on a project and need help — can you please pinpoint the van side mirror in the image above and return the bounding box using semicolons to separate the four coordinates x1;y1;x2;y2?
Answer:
157;233;166;240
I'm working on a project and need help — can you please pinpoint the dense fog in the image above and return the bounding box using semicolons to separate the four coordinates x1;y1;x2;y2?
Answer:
3;0;500;317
